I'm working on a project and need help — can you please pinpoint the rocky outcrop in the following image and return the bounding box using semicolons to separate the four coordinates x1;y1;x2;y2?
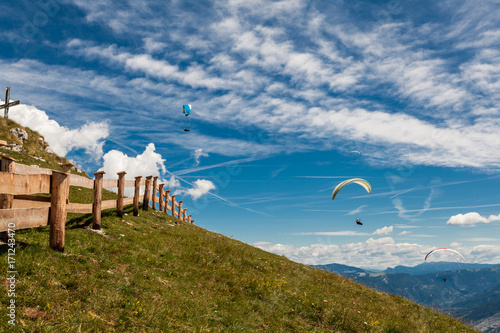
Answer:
9;128;29;142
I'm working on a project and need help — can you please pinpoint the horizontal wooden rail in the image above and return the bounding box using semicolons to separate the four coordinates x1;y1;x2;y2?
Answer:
67;203;93;214
69;174;94;188
0;172;51;194
102;179;118;188
14;163;53;175
0;207;49;232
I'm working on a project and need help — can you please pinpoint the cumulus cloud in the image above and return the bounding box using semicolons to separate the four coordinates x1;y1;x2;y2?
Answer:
184;179;216;200
254;237;428;270
398;231;412;236
446;212;500;226
8;103;108;159
164;175;181;189
192;148;209;166
99;143;166;179
372;226;393;235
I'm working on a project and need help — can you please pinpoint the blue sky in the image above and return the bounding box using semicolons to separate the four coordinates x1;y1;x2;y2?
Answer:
1;0;499;270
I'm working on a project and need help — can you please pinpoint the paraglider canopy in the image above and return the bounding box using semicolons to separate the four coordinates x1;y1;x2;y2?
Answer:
424;248;466;262
183;104;191;116
355;219;363;225
331;178;372;200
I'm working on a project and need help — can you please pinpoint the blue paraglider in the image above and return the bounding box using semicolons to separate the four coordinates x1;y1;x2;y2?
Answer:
183;104;191;131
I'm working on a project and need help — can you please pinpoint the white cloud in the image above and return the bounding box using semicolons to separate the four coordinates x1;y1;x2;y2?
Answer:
398;231;412;236
143;37;167;53
164;176;181;189
185;179;216;200
99;143;166;179
254;237;500;270
294;231;369;236
372;226;393;236
346;205;367;215
6;1;500;173
192;148;209;166
8;103;108;159
446;212;500;226
254;237;428;270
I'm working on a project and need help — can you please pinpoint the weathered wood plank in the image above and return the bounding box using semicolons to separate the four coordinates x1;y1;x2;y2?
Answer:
67;203;93;213
12;199;51;209
12;194;51;208
69;174;94;188
14;163;53;175
124;180;135;187
102;179;118;188
0;172;51;194
0;207;49;232
123;197;134;206
101;199;116;210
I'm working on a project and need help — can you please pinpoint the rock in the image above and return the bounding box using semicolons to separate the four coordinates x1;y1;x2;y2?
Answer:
7;143;22;152
44;146;55;155
9;128;29;142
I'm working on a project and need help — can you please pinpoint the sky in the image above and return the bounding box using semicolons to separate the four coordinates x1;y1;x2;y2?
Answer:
1;0;500;270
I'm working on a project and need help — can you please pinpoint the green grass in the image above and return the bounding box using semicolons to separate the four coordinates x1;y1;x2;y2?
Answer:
0;205;478;332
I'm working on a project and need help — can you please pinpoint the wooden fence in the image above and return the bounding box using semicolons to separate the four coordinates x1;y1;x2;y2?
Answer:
0;154;193;251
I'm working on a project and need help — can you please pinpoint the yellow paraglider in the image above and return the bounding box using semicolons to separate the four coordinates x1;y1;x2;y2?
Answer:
331;178;372;200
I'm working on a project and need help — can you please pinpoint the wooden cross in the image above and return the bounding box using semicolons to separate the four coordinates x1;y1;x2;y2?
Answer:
0;87;20;119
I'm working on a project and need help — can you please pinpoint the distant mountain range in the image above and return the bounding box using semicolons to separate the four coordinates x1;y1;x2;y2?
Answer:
312;262;500;333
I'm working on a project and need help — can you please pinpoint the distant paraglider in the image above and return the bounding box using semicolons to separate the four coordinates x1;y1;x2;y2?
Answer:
183;104;191;132
424;248;466;262
350;150;361;160
355;219;363;225
331;178;372;200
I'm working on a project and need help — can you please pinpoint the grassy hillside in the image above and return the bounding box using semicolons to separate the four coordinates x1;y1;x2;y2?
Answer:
0;120;479;332
0;117;87;177
0;207;479;332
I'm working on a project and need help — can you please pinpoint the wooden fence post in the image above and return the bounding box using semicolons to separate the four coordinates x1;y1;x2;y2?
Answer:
171;195;176;218
178;201;183;222
1;155;16;173
152;176;158;210
0;155;16;241
133;176;141;216
0;156;15;209
117;171;126;218
60;162;74;174
183;208;187;222
187;215;192;224
143;176;152;211
49;170;70;252
165;190;170;214
92;171;105;230
158;184;164;212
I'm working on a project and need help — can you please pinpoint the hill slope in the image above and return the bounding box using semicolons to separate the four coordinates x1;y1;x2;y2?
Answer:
0;120;479;332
